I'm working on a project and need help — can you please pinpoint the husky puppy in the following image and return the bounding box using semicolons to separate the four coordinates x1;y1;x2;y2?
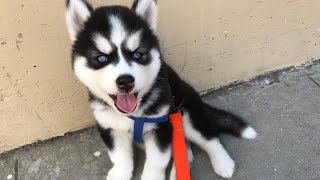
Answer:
65;0;257;179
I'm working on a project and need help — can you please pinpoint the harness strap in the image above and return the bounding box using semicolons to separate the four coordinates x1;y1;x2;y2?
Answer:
129;112;191;180
128;115;169;142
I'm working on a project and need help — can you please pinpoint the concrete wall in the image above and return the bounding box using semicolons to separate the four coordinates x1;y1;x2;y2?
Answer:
1;0;320;153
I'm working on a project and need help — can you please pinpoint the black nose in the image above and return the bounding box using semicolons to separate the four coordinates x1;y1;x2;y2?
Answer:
116;75;135;92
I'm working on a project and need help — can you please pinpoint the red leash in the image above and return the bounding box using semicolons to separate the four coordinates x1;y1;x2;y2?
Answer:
169;112;191;180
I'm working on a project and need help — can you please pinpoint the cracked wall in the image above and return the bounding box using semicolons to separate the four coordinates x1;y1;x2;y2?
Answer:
1;0;320;153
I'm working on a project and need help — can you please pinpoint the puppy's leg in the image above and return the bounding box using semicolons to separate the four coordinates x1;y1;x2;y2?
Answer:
98;127;133;180
183;113;235;178
169;141;194;180
141;128;172;180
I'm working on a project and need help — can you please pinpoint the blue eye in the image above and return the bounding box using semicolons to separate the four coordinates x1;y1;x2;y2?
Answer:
132;52;142;59
97;55;108;63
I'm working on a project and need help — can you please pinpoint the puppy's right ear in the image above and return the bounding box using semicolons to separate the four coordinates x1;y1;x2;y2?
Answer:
65;0;93;42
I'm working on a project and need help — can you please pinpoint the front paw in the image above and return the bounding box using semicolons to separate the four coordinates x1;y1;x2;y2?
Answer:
141;170;165;180
107;166;132;180
169;166;176;180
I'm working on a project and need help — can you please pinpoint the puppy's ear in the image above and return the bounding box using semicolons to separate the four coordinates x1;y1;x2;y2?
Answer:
65;0;93;42
132;0;157;32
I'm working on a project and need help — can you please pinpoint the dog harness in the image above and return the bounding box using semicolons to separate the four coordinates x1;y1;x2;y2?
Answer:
128;110;191;180
128;115;169;142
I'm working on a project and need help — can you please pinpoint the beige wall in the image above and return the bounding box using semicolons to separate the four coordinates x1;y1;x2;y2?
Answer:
1;0;320;153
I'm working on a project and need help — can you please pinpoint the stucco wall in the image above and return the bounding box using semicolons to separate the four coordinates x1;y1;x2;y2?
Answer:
1;0;320;153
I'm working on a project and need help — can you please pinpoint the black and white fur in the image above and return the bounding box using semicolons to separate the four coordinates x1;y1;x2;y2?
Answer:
65;0;257;179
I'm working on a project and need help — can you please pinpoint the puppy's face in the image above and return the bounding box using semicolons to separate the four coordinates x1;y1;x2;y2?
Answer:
65;0;161;114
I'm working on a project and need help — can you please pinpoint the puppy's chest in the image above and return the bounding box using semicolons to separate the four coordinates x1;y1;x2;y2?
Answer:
92;106;157;134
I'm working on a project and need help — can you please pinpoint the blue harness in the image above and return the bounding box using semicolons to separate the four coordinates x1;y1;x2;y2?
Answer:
128;115;169;142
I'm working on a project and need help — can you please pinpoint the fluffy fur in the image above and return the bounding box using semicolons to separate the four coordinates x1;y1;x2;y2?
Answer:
65;0;257;179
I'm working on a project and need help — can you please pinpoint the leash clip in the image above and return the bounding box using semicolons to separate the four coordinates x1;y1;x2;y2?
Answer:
172;95;184;115
176;107;184;116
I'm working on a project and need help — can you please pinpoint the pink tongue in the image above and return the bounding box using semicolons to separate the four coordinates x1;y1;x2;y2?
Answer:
116;94;137;113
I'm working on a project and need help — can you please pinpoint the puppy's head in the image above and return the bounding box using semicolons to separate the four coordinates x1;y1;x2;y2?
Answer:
65;0;161;114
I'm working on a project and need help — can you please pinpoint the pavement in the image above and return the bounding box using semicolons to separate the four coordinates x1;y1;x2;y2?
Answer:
1;60;320;180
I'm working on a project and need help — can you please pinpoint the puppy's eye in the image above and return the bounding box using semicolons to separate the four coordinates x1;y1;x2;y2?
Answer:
96;55;108;63
132;52;142;60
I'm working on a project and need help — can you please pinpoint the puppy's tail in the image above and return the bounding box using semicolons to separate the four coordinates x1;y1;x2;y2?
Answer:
204;104;257;139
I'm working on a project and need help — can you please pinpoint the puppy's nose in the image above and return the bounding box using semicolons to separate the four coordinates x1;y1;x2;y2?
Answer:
116;75;135;92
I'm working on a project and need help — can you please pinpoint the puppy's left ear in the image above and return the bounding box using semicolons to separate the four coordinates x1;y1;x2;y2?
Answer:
132;0;158;31
65;0;93;42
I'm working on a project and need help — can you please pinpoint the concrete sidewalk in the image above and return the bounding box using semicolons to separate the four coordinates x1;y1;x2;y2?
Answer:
1;61;320;180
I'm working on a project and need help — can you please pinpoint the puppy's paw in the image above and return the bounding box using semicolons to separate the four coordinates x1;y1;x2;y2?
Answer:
212;155;235;178
141;170;165;180
169;166;176;180
106;166;132;180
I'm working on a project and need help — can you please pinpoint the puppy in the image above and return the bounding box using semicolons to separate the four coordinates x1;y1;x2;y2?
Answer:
65;0;257;179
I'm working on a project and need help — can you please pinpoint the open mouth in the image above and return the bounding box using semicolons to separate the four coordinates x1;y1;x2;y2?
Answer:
109;93;138;114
